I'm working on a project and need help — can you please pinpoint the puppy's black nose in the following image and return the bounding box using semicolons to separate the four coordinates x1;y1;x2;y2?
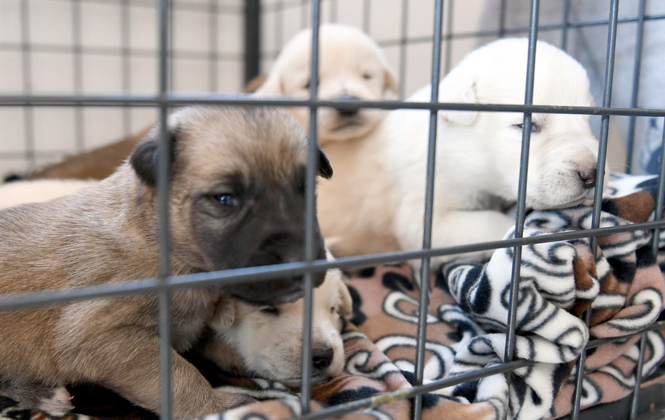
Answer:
312;346;334;371
578;168;597;189
337;96;360;117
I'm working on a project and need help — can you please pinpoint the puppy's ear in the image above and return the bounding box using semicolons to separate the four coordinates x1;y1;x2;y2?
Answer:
383;67;398;95
318;147;333;179
254;71;283;96
337;279;353;320
438;68;479;126
130;125;178;187
243;74;267;93
209;295;236;332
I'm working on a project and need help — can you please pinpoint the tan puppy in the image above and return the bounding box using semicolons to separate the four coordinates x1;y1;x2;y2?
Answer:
199;262;351;388
257;24;401;257
0;105;333;420
385;38;608;267
0;179;97;210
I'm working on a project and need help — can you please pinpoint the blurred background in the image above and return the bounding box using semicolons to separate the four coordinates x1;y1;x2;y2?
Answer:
1;0;663;179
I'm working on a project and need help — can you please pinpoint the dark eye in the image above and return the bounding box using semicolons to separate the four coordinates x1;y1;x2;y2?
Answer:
260;306;280;316
362;73;372;80
213;193;241;207
304;80;310;89
330;306;336;314
514;122;540;133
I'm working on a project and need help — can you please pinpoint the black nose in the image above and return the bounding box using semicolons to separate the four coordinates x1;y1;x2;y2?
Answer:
337;96;360;117
578;168;597;189
312;346;334;371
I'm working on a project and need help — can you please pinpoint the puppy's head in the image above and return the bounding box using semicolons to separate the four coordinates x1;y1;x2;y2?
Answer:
210;264;352;387
437;38;607;209
130;105;333;305
257;24;397;144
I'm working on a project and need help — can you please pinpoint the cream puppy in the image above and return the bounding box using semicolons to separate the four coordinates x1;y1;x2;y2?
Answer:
257;24;401;257
386;38;608;266
200;263;352;388
256;24;397;145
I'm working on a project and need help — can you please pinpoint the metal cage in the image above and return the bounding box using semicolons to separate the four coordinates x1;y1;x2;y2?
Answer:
1;1;665;419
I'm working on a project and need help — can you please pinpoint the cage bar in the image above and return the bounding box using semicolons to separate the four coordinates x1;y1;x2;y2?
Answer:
504;0;540;364
300;0;322;414
412;0;444;418
157;0;173;418
570;1;621;419
625;0;647;174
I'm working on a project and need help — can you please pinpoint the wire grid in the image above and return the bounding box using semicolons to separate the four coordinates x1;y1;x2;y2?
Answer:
1;0;665;419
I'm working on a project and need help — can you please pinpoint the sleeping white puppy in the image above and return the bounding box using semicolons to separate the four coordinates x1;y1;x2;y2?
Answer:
256;24;401;257
199;262;352;388
385;38;608;267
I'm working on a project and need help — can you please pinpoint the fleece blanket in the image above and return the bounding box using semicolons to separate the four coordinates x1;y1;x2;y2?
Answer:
1;173;665;420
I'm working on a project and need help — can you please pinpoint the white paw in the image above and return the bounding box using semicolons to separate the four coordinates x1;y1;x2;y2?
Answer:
37;387;73;417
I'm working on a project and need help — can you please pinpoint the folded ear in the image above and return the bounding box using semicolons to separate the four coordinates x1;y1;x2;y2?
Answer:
337;278;353;320
209;294;237;332
318;147;333;179
254;70;283;96
243;74;268;93
437;67;479;126
130;124;179;187
384;67;398;95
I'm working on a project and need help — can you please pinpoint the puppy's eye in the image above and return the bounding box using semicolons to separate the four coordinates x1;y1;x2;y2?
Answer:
304;80;310;90
362;73;372;80
330;306;337;314
514;122;540;133
214;193;241;207
260;306;280;316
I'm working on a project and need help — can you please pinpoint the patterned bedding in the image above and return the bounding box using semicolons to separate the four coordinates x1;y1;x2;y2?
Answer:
2;173;664;420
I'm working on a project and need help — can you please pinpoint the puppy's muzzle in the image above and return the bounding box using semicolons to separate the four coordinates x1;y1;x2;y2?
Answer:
228;232;327;305
336;96;361;117
312;346;334;371
578;168;597;189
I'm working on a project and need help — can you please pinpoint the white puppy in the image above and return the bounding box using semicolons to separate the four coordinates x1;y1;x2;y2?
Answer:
199;263;352;388
257;24;401;257
0;179;97;210
385;38;608;266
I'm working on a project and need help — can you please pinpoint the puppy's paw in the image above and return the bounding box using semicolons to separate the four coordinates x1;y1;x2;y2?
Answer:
37;387;74;417
213;389;256;412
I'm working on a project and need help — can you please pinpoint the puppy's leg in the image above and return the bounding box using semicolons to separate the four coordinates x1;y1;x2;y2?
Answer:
403;210;514;277
75;330;252;420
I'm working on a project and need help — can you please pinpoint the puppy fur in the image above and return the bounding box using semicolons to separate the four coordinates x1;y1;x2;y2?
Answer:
256;24;397;145
3;263;351;415
0;179;97;210
257;24;401;257
385;38;608;266
0;105;332;420
198;261;352;388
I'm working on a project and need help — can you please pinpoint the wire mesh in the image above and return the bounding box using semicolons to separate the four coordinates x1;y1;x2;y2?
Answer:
1;1;664;420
